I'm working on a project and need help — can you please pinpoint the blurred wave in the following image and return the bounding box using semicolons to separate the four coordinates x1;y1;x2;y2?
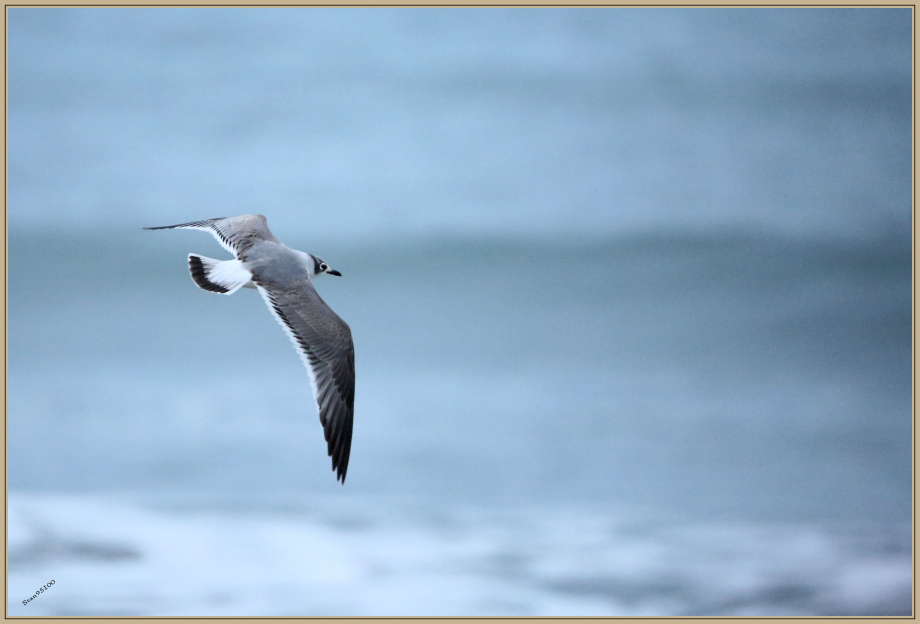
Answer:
8;493;911;616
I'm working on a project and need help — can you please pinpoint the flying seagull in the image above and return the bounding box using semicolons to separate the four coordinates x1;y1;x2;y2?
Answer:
144;215;355;483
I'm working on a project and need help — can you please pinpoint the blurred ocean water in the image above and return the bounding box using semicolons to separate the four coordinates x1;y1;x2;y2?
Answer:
8;7;911;240
6;7;913;616
8;493;911;616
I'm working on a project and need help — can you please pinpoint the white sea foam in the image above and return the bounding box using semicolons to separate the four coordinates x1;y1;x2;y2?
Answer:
8;492;910;616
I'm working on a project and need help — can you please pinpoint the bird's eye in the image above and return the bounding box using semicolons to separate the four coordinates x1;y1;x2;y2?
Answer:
320;263;327;271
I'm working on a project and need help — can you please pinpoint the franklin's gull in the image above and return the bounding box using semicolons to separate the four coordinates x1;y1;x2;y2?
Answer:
144;215;355;483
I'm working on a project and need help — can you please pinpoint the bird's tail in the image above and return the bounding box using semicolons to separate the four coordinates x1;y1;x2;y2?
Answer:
188;255;253;295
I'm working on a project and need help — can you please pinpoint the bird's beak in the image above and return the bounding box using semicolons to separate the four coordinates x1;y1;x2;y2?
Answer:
327;269;342;276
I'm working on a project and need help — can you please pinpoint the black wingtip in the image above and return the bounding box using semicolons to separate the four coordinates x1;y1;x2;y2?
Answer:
335;459;348;484
333;443;349;484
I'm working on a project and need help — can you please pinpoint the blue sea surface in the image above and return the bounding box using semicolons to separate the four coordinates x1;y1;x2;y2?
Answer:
7;7;913;616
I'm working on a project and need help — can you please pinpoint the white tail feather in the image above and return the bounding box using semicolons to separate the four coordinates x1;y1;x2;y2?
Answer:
188;254;253;295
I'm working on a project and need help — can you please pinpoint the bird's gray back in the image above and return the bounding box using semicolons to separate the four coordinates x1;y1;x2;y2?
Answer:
242;240;308;286
245;241;353;347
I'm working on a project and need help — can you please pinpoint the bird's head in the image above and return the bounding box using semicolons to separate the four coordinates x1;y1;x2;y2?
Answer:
310;254;341;277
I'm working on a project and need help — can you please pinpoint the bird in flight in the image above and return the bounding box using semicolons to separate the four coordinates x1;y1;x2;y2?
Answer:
145;215;355;483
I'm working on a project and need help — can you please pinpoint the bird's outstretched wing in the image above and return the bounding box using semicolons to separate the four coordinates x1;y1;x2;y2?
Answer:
144;215;279;258
255;279;355;483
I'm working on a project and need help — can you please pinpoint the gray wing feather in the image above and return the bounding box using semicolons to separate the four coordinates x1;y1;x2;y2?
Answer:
144;215;279;258
254;280;355;483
